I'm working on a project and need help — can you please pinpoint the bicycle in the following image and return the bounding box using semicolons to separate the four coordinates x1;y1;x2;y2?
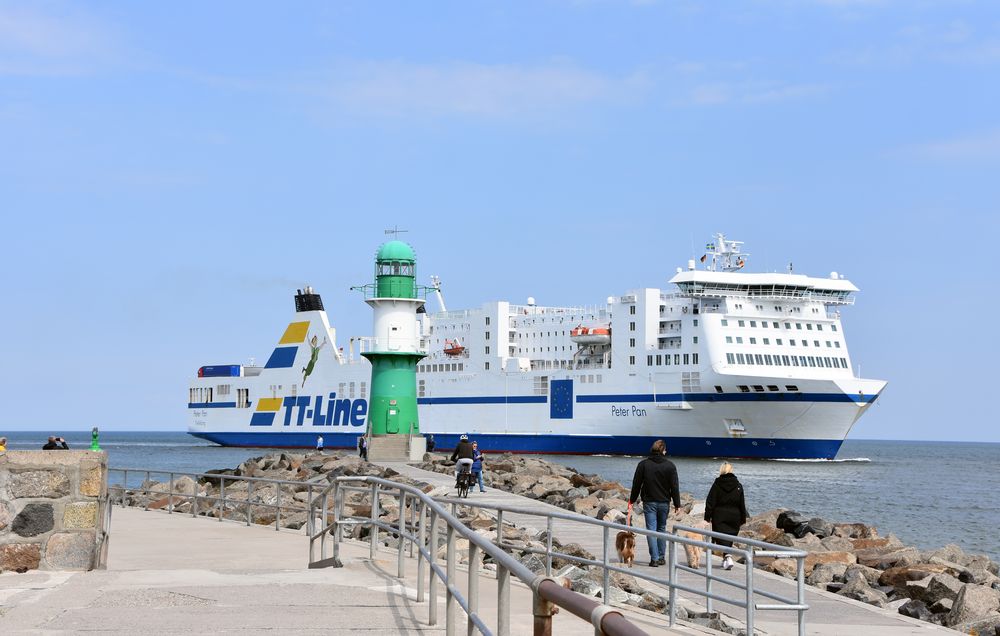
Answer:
455;463;474;499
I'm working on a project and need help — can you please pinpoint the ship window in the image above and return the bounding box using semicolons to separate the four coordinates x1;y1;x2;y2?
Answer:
629;355;635;365
629;322;636;331
763;338;770;345
749;337;756;344
665;355;671;365
782;355;791;365
817;324;823;331
738;385;750;393
693;336;698;344
786;385;799;391
808;357;816;367
736;337;743;344
746;355;755;365
761;322;768;328
791;357;799;366
726;336;733;344
485;332;490;340
784;322;791;329
807;324;813;330
750;321;757;328
418;380;425;397
674;354;680;365
647;355;653;366
692;353;699;364
826;341;832;348
656;355;662;365
683;354;690;365
726;353;735;364
814;340;820;347
825;357;833;367
206;387;213;403
841;357;848;368
832;325;838;332
755;354;764;365
799;356;807;366
790;339;796;346
721;319;728;326
485;362;490;370
738;320;745;327
767;385;779;392
796;323;802;330
765;354;773;365
630;338;636;347
776;338;783;345
715;385;724;393
693;319;698;327
486;346;490;354
773;322;779;328
349;382;355;398
835;342;841;348
753;385;765;392
802;340;808;347
832;358;840;368
773;356;782;366
736;353;745;364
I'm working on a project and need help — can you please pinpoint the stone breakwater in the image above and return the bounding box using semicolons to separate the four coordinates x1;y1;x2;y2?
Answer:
419;453;1000;635
1;450;108;573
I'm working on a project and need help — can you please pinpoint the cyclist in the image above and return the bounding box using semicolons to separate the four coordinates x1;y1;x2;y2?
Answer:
449;434;475;487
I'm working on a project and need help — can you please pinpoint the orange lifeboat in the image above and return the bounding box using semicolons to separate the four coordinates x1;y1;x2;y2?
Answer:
443;339;466;356
570;325;611;346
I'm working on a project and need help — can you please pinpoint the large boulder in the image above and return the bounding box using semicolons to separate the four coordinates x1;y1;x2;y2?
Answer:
946;584;1000;627
804;551;857;573
879;563;960;589
857;546;922;570
838;576;889;607
776;511;808;535
925;573;964;605
807;562;848;587
898;599;934;622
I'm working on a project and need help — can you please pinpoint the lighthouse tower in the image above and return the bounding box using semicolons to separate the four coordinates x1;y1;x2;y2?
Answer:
358;240;427;461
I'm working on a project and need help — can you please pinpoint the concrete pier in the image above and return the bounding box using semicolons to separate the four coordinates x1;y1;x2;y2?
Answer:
0;505;695;634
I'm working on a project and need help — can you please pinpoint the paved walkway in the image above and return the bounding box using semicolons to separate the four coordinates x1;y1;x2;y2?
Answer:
0;506;700;635
380;461;952;636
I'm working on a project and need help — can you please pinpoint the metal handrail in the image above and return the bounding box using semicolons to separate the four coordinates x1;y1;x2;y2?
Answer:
308;475;645;636
108;468;322;532
431;496;809;636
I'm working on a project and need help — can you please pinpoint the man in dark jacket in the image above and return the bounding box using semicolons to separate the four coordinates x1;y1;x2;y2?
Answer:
628;439;681;567
43;436;69;450
449;434;474;482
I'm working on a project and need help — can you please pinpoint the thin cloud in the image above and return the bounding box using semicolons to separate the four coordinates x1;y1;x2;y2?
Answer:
682;81;829;106
0;5;117;75
321;60;649;119
901;129;1000;161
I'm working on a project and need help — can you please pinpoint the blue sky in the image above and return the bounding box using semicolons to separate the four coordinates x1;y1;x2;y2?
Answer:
2;1;998;442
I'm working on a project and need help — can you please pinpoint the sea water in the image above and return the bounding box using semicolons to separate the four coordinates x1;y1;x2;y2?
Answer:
3;432;996;561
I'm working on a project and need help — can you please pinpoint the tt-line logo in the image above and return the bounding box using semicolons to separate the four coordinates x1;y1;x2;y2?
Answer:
278;394;368;427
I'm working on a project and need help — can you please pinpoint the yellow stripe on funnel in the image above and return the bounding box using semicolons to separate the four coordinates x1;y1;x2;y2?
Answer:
279;321;310;344
256;398;283;412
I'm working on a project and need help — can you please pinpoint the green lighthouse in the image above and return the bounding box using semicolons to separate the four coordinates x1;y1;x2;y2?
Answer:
355;239;427;460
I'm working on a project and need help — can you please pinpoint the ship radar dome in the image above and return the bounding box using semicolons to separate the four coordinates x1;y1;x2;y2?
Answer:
376;240;416;263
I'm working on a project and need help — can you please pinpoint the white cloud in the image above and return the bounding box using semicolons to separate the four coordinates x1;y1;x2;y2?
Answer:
321;60;648;119
0;6;116;75
901;129;1000;161
683;81;829;106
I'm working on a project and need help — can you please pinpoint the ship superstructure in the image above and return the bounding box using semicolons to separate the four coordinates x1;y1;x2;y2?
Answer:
187;235;885;458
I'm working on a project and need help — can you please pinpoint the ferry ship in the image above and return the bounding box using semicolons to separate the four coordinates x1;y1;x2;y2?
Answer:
187;235;885;459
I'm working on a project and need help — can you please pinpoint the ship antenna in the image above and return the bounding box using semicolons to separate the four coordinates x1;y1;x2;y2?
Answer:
430;275;447;312
384;226;409;240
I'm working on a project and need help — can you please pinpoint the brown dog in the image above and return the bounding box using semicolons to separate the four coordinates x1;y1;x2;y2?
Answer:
680;530;703;569
615;531;636;568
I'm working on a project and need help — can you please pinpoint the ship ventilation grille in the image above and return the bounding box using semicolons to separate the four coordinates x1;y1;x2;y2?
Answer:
682;372;701;393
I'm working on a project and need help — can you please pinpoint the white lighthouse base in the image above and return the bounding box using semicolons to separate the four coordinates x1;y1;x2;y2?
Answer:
367;435;426;462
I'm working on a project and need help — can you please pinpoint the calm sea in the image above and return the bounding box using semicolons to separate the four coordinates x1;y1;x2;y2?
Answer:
4;432;997;561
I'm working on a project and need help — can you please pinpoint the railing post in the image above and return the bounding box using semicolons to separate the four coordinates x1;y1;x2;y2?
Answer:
121;470;128;508
545;517;554;575
746;548;755;636
332;486;342;566
429;512;439;626
417;501;426;603
668;538;677;627
602;525;610;606
497;564;510;636
218;477;225;522
246;480;253;526
532;579;556;636
144;470;151;511
468;543;480;636
446;523;457;636
397;491;406;579
706;534;714;614
370;483;379;560
275;482;281;531
168;473;175;514
797;554;806;636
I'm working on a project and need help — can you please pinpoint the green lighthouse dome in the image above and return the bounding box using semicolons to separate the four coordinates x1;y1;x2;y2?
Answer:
376;240;415;263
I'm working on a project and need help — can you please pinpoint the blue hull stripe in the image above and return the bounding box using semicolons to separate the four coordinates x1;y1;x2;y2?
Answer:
188;402;237;409
576;392;879;404
188;432;844;459
419;396;546;405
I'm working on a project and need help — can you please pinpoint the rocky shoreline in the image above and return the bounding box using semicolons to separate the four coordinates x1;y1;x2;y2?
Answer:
118;451;1000;634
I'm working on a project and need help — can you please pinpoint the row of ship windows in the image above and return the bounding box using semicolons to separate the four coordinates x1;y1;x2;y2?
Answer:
725;352;849;370
189;386;250;407
716;384;801;393
721;319;836;332
725;336;840;349
418;363;466;373
645;353;700;366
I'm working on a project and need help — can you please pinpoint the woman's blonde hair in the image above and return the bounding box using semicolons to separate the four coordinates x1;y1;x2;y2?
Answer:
719;462;733;476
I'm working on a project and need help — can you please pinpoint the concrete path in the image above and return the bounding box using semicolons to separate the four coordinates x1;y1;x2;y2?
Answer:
380;461;952;636
0;506;702;635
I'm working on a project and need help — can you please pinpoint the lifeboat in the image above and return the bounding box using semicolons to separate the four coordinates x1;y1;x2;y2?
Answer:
443;339;466;356
569;325;611;346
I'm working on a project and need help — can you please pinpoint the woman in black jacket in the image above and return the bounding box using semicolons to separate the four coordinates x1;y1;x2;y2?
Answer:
704;462;749;570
